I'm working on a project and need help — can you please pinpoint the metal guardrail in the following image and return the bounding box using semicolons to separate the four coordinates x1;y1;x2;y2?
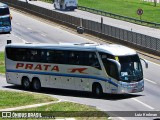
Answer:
0;0;160;56
78;5;160;28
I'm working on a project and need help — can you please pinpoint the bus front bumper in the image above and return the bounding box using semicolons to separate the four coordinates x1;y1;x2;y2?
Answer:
66;6;77;10
117;80;144;94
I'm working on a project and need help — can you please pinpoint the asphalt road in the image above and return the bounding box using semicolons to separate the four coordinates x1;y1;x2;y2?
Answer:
0;9;160;120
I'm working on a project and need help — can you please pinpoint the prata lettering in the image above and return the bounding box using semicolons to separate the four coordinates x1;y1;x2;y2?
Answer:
16;63;59;72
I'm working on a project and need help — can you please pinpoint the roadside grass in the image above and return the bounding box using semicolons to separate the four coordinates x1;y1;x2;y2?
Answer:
20;102;109;120
79;0;160;23
0;90;57;109
0;52;5;74
40;0;160;23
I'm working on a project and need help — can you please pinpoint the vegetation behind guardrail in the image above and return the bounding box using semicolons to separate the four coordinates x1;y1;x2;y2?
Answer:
78;5;160;28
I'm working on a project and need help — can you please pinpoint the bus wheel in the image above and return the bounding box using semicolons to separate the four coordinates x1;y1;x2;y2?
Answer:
93;84;103;97
32;79;41;91
22;77;31;90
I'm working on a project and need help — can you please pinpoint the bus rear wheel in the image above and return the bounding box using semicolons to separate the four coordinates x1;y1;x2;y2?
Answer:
92;84;103;97
32;79;41;91
22;77;31;90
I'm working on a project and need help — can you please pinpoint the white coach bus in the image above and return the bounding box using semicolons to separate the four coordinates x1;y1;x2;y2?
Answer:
5;42;148;96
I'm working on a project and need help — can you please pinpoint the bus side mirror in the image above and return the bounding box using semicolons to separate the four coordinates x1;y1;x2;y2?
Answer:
140;58;148;68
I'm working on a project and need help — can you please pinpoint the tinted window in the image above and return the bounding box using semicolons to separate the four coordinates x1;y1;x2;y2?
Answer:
6;48;41;62
0;8;10;15
87;52;101;69
6;48;101;69
6;48;27;61
45;50;67;64
68;51;81;65
0;17;11;27
27;49;41;62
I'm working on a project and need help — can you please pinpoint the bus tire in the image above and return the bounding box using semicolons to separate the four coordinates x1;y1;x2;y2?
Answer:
92;83;103;97
32;78;41;91
22;77;31;90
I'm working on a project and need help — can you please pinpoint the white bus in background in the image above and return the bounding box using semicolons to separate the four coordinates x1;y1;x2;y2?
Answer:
54;0;78;11
5;42;148;96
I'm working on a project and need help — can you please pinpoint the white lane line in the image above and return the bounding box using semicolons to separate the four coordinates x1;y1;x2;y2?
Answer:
41;34;46;37
12;33;27;43
54;26;97;44
132;98;154;110
147;60;160;67
108;117;126;120
27;27;32;30
144;78;157;84
16;22;20;25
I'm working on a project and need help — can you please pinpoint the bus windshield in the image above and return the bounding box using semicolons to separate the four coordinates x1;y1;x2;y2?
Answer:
101;53;143;82
118;55;143;82
0;17;11;27
0;7;9;16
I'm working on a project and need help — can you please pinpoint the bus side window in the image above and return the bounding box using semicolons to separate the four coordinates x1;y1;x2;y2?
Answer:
46;50;55;63
87;52;101;69
6;48;28;61
53;50;66;64
6;48;14;60
68;51;81;65
46;50;67;64
15;48;27;61
28;49;41;62
40;50;46;62
68;52;75;64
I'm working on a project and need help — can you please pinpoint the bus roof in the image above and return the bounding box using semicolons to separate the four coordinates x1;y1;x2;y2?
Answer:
6;43;137;56
0;2;8;8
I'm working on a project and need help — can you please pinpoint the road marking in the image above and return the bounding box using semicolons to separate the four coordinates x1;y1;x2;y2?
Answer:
147;60;160;67
144;78;157;84
27;27;32;30
16;22;20;25
54;26;96;44
12;33;27;43
132;98;154;110
41;34;46;37
108;117;126;120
